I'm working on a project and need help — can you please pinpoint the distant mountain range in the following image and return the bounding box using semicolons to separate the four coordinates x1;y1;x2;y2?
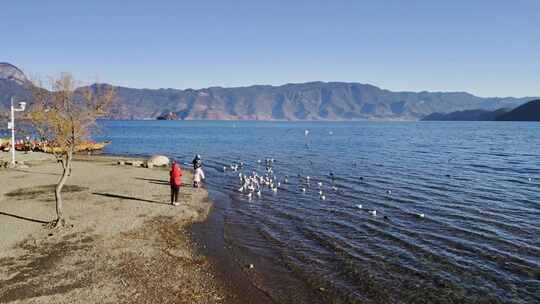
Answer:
422;108;511;121
496;99;540;121
422;99;540;121
0;62;537;121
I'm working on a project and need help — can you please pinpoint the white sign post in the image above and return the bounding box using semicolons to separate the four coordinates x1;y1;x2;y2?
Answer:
9;97;27;165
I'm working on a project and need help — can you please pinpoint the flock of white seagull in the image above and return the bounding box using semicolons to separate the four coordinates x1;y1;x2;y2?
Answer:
223;157;426;219
218;128;536;220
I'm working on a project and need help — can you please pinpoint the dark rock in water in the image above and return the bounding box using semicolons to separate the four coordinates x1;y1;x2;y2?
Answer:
157;111;178;120
495;99;540;121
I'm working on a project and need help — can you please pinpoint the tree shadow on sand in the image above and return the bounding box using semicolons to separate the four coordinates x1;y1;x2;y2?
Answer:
134;177;169;185
134;177;190;187
0;211;49;224
91;192;170;205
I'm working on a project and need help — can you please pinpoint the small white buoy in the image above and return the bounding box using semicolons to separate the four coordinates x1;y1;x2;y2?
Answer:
368;210;377;216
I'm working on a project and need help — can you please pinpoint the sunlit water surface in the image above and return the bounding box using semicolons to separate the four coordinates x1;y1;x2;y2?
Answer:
96;120;540;303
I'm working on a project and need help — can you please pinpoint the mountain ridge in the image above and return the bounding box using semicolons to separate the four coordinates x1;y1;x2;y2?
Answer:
0;63;537;121
496;99;540;121
422;99;540;121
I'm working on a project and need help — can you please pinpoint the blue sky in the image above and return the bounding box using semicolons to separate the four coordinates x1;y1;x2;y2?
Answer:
2;0;539;97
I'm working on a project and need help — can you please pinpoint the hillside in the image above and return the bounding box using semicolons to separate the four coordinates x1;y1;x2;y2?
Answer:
0;63;536;121
496;99;540;121
422;108;511;121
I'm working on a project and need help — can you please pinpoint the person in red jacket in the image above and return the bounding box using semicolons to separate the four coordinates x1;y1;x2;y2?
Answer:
170;161;182;206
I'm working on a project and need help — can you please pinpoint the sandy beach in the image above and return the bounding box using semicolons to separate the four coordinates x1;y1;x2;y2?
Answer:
0;152;230;303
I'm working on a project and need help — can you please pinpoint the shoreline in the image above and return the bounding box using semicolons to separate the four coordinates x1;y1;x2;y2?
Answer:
0;152;239;303
189;189;276;304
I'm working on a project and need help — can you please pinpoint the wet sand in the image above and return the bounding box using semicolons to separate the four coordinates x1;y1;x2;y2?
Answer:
0;152;238;303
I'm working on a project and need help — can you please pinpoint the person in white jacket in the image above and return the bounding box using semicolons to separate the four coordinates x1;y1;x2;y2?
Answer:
193;167;205;188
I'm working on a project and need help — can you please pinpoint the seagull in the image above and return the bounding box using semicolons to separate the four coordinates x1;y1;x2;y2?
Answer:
271;187;278;193
247;193;252;199
305;129;309;136
386;190;392;195
320;195;326;200
256;190;262;197
318;190;323;196
317;182;323;188
368;210;377;216
528;177;533;182
284;178;289;184
416;213;425;218
223;166;227;172
356;204;362;209
332;186;338;191
301;188;306;193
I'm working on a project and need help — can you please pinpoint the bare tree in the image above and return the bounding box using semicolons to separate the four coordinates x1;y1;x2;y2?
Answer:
27;73;115;228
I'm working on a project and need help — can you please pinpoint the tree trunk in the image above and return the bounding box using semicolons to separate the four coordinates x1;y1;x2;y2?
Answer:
53;152;72;227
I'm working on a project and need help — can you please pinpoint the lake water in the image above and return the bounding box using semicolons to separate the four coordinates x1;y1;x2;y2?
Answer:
95;120;540;303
